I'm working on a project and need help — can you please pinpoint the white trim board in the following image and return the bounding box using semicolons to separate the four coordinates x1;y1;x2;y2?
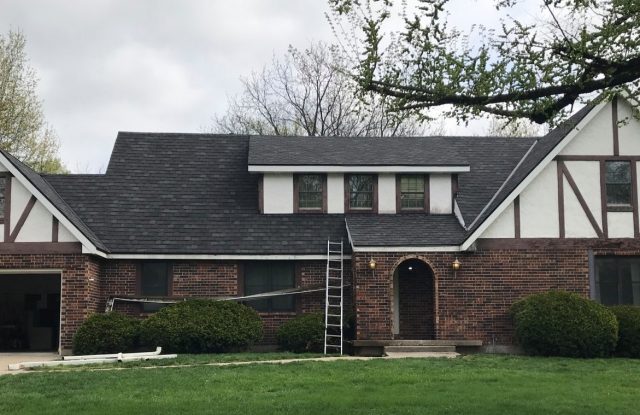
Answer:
460;101;606;251
0;153;105;257
352;245;461;253
105;254;353;260
249;165;470;173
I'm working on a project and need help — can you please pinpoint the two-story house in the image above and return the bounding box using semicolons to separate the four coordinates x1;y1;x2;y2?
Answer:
0;96;638;355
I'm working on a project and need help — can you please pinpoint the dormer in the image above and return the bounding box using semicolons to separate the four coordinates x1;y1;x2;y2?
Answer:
248;137;470;215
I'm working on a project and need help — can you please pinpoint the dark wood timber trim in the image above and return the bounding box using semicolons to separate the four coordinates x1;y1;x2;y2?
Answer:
612;97;619;156
8;195;36;243
4;175;11;240
600;160;609;238
395;174;429;213
476;238;640;251
344;174;378;213
560;163;604;238
0;242;82;254
556;155;640;162
52;217;59;242
514;196;521;238
557;161;565;238
607;205;633;212
293;174;326;214
632;161;639;237
258;175;264;214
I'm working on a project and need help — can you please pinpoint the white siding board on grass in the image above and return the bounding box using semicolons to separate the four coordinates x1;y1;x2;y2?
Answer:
263;173;293;214
520;161;559;237
480;202;515;238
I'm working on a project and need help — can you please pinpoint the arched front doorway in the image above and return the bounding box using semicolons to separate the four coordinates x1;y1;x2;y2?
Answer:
392;258;435;339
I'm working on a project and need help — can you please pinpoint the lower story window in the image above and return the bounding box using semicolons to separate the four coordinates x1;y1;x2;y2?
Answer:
595;256;640;305
244;262;295;312
140;262;171;312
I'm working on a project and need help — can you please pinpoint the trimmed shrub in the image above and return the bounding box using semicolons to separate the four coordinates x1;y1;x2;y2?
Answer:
139;300;263;353
610;305;640;358
73;312;140;355
511;291;618;358
277;313;324;353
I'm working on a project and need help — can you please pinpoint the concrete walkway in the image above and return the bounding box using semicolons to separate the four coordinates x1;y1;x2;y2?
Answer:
4;351;459;375
0;352;58;375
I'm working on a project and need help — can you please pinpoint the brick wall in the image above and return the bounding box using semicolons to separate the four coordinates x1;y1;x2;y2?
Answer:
353;240;640;345
0;253;102;352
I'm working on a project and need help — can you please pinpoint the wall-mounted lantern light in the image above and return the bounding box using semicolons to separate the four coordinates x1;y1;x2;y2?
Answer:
368;258;377;270
452;258;461;272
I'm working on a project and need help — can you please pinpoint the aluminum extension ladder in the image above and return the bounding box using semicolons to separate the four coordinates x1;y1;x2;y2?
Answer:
324;240;344;355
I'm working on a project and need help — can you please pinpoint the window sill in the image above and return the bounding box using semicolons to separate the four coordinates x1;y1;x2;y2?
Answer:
607;205;633;212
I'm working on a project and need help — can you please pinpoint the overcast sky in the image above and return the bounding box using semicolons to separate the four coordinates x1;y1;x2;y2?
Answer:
1;0;533;172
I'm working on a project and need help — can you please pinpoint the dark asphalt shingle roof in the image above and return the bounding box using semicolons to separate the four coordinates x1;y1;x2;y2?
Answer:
249;136;478;166
346;215;466;246
30;104;594;253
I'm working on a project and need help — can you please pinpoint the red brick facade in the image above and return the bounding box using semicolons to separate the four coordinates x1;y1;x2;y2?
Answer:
5;238;639;354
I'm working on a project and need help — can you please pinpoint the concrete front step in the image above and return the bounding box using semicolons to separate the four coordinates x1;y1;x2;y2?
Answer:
354;339;482;347
384;345;456;353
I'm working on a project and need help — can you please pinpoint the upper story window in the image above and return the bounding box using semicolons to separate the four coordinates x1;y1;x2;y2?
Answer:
244;262;295;312
346;174;376;212
398;174;427;211
605;161;632;209
294;174;325;212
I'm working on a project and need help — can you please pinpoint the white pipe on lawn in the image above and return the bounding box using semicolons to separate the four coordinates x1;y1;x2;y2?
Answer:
8;353;177;371
62;347;162;361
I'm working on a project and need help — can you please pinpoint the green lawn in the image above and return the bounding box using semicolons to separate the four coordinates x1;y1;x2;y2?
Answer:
1;355;639;414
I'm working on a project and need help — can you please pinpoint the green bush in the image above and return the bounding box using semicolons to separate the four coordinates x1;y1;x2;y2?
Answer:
610;305;640;358
277;313;325;353
510;291;618;358
139;300;263;353
73;312;140;355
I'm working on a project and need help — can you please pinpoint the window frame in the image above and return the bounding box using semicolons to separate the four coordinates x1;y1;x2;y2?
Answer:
137;261;173;297
396;174;429;212
344;174;378;213
594;256;640;306
293;174;327;213
605;160;633;211
241;261;297;313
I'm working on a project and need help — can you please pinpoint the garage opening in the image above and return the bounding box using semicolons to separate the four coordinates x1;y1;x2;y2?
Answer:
0;274;60;351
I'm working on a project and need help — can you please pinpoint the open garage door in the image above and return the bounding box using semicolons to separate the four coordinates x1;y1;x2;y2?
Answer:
0;274;60;352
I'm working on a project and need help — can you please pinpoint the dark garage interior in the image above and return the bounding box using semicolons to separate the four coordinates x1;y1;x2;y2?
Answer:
0;274;60;351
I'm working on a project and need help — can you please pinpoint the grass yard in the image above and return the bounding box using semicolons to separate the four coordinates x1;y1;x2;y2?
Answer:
1;355;639;414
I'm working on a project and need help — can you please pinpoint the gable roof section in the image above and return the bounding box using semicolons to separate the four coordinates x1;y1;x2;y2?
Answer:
0;150;107;253
461;102;599;249
46;133;348;255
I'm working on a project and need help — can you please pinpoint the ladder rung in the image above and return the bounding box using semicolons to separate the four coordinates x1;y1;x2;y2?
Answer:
327;295;341;298
325;334;341;338
327;314;341;317
326;323;341;327
328;268;342;271
327;303;341;307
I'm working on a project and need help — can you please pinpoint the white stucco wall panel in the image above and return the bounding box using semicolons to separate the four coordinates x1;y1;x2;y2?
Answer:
560;101;613;156
14;201;53;242
378;174;396;214
429;174;452;214
520;161;559;237
563;161;602;229
58;224;79;243
327;173;344;214
563;177;598;238
480;202;515;238
10;179;33;235
608;211;635;238
263;173;293;214
618;100;640;155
